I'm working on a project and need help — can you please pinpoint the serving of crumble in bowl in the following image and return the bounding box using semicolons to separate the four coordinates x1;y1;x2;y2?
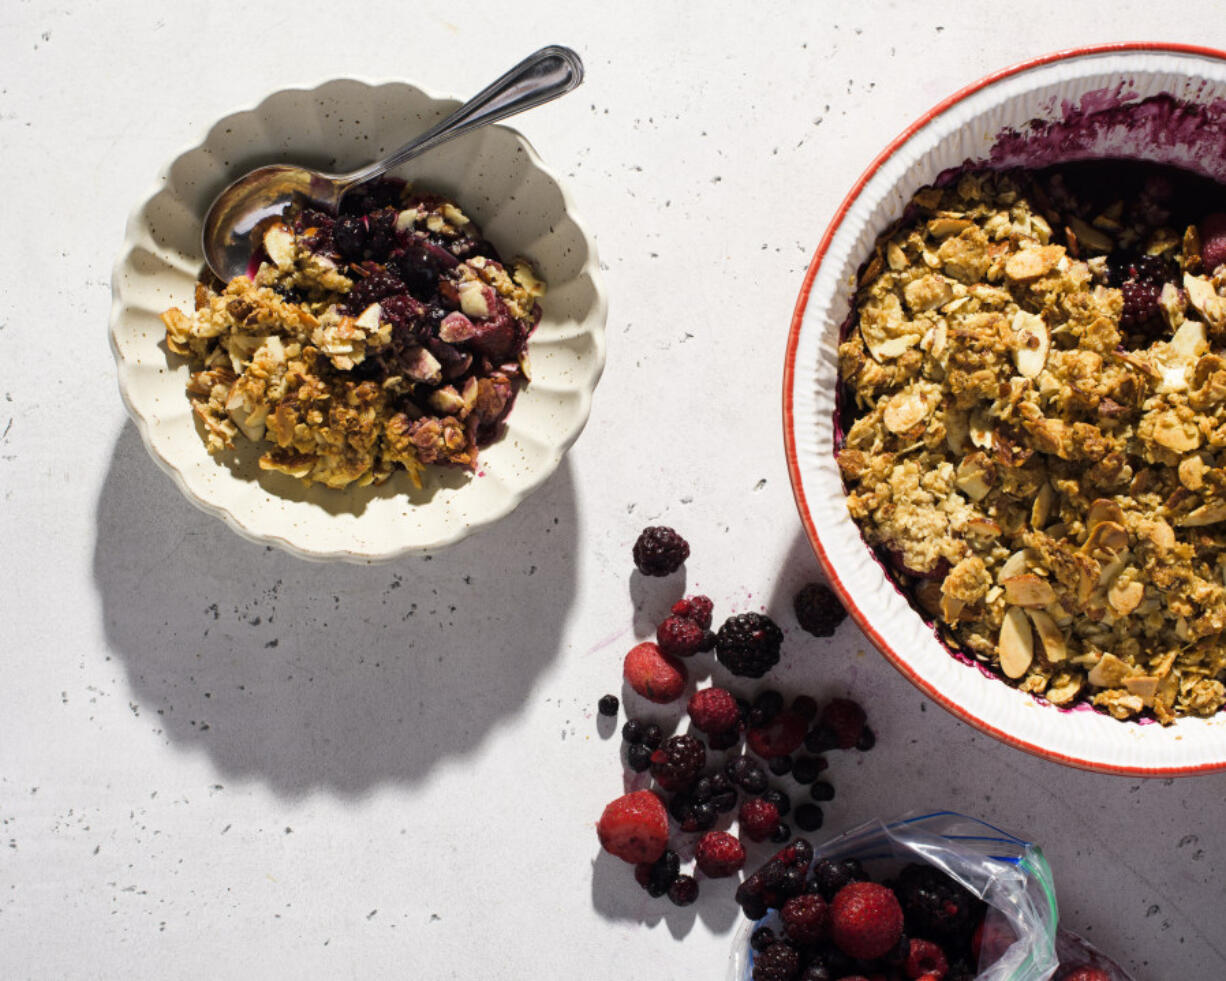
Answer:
784;44;1226;774
111;78;606;561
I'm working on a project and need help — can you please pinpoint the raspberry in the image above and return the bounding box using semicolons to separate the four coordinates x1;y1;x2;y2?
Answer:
739;797;781;842
780;893;828;944
793;582;848;637
667;874;699;906
752;941;801;981
596;790;669;864
671;594;714;629
657;615;705;657
829;881;905;960
819;698;867;749
632;526;690;576
623;642;687;703
747;710;808;758
716;612;784;678
650;734;706;790
1059;970;1112;981
1201;212;1226;271
895;863;980;941
905;939;949;979
695;830;746;877
687;687;741;734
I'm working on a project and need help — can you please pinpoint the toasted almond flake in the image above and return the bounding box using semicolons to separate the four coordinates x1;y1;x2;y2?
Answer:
1137;518;1175;553
871;334;920;360
1123;675;1160;703
355;303;382;331
1031;482;1054;529
1004;245;1062;281
955;456;991;502
1067;216;1114;253
1010;310;1049;378
394;208;420;233
998;550;1029;583
1107;577;1145;617
968;408;993;450
927;216;974;238
1175;501;1226;527
1178;456;1207;491
1002;574;1056;608
1083;520;1128;555
998;607;1034;679
1087;652;1133;688
1086;498;1125;531
965;517;1001;540
1027;610;1066;663
1184;272;1226;328
263;222;296;269
883;386;934;434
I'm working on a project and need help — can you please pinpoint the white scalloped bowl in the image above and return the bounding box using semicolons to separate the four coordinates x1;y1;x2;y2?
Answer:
785;44;1226;775
111;79;606;561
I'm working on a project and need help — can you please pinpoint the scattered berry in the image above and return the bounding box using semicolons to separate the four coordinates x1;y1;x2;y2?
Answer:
791;694;819;721
622;718;645;744
596;790;669;864
770;821;792;843
750;926;777;952
623;642;687;703
626;743;652;772
708;727;742;751
695;830;746;878
687;687;741;734
671;594;714;629
1119;279;1162;330
632;526;690;577
751;690;785;723
747;710;809;759
1201;212;1226;271
791;755;828;784
762;787;791;817
638;848;680;897
668;874;699;906
739;797;781;842
803;725;839;753
829;881;905;960
781;893;829;945
809;781;835;802
819;698;867;749
598;694;619;717
716;613;784;678
642;723;664;749
905;939;948;980
768;754;793;776
856;726;877;752
1059;969;1112;981
896;863;981;941
752;941;801;981
650;734;706;790
726;755;769;794
657;615;705;657
813;859;866;901
793;582;848;637
794;803;824;832
798;966;834;981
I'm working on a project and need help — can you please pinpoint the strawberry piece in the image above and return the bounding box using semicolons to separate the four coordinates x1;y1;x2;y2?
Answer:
687;687;740;734
623;641;687;703
746;709;807;758
830;880;904;960
694;830;745;878
1201;212;1226;271
596;790;669;864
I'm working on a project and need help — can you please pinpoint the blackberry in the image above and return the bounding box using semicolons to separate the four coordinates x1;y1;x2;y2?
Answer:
1120;280;1163;331
753;942;801;981
798;965;833;981
793;582;848;637
750;926;777;952
794;803;824;833
812;858;866;901
632;526;690;577
622;719;646;744
698;629;717;653
667;874;699;907
650;734;706;790
333;214;369;260
716;613;784;678
895;863;982;941
598;694;619;717
780;893;829;945
626;743;652;772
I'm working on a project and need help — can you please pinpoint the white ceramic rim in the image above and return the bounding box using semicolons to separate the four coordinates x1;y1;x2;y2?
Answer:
784;43;1226;776
110;76;608;562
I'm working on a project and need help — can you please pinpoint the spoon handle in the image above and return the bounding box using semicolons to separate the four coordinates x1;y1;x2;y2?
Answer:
339;45;584;192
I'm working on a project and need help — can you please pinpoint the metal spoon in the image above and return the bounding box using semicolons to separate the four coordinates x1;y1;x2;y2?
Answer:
201;45;584;282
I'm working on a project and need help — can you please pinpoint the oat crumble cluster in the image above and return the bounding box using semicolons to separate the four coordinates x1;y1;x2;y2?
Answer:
837;167;1226;723
161;181;544;489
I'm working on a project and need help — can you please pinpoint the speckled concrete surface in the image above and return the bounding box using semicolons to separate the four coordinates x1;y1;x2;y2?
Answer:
2;3;1225;978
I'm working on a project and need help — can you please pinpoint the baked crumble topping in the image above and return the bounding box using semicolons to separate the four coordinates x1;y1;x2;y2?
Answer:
837;164;1226;723
161;179;544;489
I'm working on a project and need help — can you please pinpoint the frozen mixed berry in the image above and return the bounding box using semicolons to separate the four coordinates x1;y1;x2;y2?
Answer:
670;792;718;833
637;848;680;897
626;743;652;772
749;690;785;726
752;942;801;981
1201;212;1226;271
791;755;828;784
905;939;949;979
747;710;808;759
813;858;866;901
762;787;791;817
793;582;848;637
1119;279;1163;331
707;727;741;751
770;822;792;843
596;790;669;864
797;966;834;981
794;803;824;832
803;725;839;753
780;893;829;945
750;926;777;952
695;830;746;878
622;718;645;744
856;726;877;752
895;863;981;941
650;734;706;791
1059;969;1112;981
809;781;835;802
623;641;687;703
791;694;819;721
668;874;699;906
739;797;781;842
671;594;714;629
598;694;619;716
632;526;690;576
687;687;741;734
657;615;705;658
819;698;867;749
768;754;793;776
725;756;769;794
642;723;664;749
829;881;904;960
716;612;784;678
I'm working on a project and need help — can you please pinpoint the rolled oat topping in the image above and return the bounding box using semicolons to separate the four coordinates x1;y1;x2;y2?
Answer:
161;180;544;489
838;165;1226;722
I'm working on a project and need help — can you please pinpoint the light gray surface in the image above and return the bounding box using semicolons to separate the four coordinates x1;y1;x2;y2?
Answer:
1;3;1224;978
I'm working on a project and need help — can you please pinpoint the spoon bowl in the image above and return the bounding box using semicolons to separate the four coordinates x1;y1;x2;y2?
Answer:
201;45;583;281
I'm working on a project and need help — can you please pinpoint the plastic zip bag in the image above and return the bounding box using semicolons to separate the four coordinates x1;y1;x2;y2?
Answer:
729;810;1061;981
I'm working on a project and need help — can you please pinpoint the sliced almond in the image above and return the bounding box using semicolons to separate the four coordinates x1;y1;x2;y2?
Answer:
940;592;966;623
927;216;974;238
964;517;1002;541
355;303;382;331
1083;520;1128;555
1137;518;1176;553
1184;272;1226;328
1002;574;1056;608
1087;651;1133;688
1086;498;1125;531
883;386;934;434
955;453;992;502
968;408;993;450
870;334;921;360
1107;577;1145;617
1027;610;1067;663
1004;245;1062;281
262;222;296;269
1067;216;1114;253
1178;456;1207;491
1031;482;1054;529
998;607;1034;679
1175;500;1226;527
1123;675;1160;704
998;550;1029;583
1010;310;1050;378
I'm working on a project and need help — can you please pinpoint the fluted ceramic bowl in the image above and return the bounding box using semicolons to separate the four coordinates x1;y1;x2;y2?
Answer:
111;79;606;561
785;44;1226;775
